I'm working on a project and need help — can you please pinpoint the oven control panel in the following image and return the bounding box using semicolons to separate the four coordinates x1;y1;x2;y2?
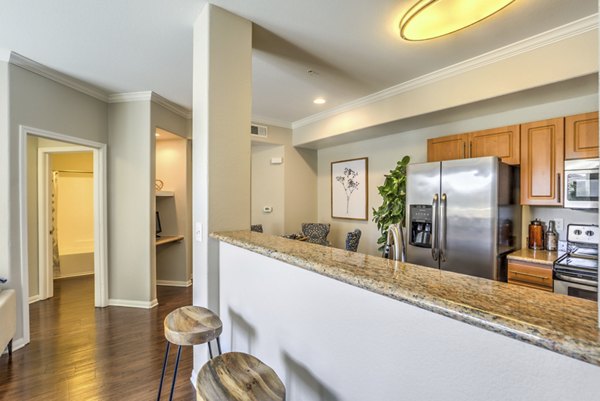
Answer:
567;224;599;245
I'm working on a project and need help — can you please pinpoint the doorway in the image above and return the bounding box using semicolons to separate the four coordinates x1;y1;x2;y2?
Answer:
19;126;108;346
37;145;95;300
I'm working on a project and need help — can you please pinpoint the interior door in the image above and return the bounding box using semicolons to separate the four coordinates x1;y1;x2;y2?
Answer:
439;157;497;279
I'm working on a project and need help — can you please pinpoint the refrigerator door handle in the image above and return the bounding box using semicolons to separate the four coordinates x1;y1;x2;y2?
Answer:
440;193;447;262
431;194;439;261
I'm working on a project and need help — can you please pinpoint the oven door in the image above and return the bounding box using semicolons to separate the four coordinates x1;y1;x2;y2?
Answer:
564;164;599;209
554;275;598;301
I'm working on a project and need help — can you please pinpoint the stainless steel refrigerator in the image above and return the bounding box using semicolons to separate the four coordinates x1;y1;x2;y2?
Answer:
405;156;520;280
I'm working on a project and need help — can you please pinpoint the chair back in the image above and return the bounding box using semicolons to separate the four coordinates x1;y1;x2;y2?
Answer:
250;224;263;233
345;229;362;252
301;223;330;246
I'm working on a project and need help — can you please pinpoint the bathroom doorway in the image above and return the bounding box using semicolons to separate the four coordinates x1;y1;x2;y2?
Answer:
38;146;95;299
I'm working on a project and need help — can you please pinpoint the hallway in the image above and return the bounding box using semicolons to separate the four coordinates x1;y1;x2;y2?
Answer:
0;277;194;400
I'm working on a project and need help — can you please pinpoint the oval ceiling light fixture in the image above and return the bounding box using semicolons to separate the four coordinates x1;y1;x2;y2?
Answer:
400;0;515;41
313;97;326;104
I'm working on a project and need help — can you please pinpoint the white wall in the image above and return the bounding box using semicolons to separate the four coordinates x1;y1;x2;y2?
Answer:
3;63;107;347
220;243;600;401
318;81;599;256
252;144;285;235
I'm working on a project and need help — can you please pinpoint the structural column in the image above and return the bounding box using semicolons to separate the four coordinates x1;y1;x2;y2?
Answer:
192;3;252;375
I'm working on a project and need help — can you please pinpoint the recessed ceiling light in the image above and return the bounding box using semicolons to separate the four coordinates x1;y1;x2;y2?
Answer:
400;0;515;41
155;133;160;137
313;98;326;104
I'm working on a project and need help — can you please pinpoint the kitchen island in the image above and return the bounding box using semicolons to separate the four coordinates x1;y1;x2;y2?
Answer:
212;231;600;401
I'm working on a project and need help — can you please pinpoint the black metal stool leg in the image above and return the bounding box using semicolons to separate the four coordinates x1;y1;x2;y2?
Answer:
208;341;214;359
216;337;222;355
168;345;182;401
157;341;170;401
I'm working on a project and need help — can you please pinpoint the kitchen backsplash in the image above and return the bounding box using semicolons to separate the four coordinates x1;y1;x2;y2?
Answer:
528;206;598;242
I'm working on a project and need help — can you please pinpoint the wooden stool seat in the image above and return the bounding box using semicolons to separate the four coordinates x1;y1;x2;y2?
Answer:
196;352;286;401
164;306;223;346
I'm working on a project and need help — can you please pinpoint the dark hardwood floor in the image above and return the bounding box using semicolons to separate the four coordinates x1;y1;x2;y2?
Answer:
0;276;195;400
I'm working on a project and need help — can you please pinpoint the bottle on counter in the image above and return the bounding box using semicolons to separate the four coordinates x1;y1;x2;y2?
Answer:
545;220;558;251
528;219;544;250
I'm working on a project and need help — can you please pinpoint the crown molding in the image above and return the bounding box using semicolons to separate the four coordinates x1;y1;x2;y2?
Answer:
108;91;152;103
8;51;109;102
252;115;292;129
108;91;192;119
151;92;192;119
292;14;599;130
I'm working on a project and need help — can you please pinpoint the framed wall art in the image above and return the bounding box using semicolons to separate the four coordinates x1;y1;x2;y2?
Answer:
331;157;368;220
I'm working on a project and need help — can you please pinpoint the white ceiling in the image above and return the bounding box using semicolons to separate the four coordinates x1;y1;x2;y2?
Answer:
0;0;597;125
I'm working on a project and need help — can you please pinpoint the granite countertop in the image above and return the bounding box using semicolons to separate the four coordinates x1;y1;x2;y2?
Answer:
211;231;600;366
507;248;560;266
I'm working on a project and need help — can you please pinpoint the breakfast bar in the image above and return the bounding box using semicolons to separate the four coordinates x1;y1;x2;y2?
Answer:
212;231;600;401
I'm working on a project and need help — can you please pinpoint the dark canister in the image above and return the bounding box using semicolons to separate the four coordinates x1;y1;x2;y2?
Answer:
528;219;544;250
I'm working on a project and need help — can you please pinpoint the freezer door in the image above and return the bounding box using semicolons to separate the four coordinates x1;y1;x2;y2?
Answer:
440;157;498;279
406;161;441;269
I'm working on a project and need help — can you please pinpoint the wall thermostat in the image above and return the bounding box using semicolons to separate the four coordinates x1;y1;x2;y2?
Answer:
270;157;283;165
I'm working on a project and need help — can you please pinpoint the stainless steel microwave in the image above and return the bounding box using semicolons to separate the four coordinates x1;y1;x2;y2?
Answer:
564;158;598;209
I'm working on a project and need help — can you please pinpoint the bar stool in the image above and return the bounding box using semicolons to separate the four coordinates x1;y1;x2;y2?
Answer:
196;352;286;401
157;306;223;401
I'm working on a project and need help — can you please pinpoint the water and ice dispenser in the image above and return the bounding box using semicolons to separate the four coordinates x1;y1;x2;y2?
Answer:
409;205;433;248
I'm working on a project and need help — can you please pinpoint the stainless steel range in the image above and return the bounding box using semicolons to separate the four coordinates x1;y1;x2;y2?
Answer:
553;224;598;301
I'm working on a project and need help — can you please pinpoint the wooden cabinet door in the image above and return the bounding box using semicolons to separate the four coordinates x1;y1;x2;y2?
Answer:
565;112;599;160
427;134;469;162
520;118;564;205
469;125;520;165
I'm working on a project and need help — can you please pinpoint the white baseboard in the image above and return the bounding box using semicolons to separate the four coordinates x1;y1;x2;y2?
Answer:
1;337;28;355
54;272;94;280
156;279;192;287
108;298;158;309
28;295;41;304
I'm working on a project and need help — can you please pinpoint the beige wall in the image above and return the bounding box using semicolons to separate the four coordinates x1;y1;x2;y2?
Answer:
193;4;252;371
251;144;285;235
4;63;107;344
251;124;318;233
108;100;153;305
318;84;598;256
156;136;191;284
53;156;94;256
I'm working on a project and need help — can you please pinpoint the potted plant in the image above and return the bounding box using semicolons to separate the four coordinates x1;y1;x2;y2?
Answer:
372;156;410;253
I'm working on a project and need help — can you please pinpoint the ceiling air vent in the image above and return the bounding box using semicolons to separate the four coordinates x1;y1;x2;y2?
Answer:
250;124;268;138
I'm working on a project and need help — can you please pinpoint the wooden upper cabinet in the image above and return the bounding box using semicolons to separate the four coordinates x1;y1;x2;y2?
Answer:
469;125;520;165
565;112;599;160
427;133;469;162
520;118;564;206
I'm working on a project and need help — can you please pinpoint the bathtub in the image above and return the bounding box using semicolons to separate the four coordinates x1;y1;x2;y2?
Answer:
0;289;16;357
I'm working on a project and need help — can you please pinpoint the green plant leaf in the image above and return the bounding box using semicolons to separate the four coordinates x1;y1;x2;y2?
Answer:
371;156;410;255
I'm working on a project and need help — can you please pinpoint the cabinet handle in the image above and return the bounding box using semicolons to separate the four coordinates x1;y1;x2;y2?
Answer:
513;271;548;280
557;173;561;203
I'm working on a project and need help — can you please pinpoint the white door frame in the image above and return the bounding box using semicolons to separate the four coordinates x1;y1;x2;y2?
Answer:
19;125;108;344
37;145;94;301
